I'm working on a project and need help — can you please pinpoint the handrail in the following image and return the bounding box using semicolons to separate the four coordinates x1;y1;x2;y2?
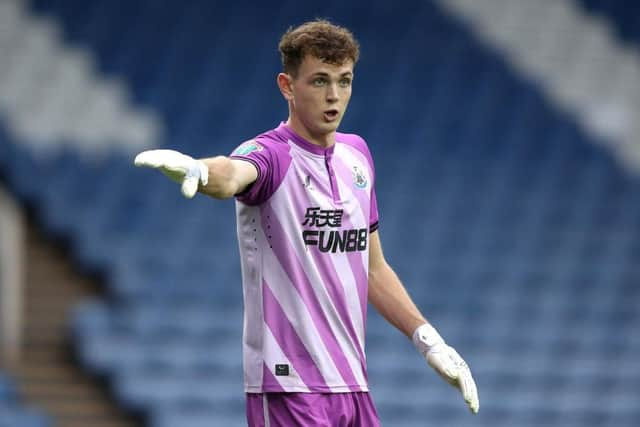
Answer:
0;185;24;367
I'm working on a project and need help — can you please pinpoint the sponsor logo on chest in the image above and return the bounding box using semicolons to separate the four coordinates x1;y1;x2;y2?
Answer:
301;207;368;253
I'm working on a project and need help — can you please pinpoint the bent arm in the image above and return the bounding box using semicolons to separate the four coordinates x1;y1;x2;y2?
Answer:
368;230;427;338
199;157;258;199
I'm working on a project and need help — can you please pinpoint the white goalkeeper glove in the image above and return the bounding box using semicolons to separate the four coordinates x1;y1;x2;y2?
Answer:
134;149;208;199
413;323;479;414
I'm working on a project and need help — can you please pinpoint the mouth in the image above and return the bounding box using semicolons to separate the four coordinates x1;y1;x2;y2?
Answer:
323;109;339;122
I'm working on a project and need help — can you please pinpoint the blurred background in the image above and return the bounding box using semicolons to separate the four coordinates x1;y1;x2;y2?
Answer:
1;0;639;426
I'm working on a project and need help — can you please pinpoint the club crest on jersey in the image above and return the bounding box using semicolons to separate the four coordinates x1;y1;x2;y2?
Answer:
352;165;368;189
302;175;314;191
233;140;263;156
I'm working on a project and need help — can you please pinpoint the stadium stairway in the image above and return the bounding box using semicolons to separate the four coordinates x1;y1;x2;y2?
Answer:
5;220;140;427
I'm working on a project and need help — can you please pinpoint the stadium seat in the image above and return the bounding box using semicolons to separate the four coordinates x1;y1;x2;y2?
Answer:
0;404;52;427
0;373;16;402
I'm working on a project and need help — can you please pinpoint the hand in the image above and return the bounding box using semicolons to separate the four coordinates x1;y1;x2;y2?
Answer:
134;149;208;199
413;323;479;414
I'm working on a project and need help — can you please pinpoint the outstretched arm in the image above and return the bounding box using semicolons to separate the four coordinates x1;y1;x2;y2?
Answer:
134;149;257;199
198;156;257;199
368;230;480;414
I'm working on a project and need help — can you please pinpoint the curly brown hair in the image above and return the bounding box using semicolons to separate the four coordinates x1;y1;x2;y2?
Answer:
278;20;360;77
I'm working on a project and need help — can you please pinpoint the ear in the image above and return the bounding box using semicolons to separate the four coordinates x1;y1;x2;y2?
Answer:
277;73;294;101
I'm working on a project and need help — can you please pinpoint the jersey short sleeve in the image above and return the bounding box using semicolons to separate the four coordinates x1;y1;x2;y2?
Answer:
230;138;291;206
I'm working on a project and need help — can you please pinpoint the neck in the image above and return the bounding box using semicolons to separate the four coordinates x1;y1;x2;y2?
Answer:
286;115;335;149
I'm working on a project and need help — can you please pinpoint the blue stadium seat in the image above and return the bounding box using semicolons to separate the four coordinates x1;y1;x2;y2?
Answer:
0;373;16;402
0;403;53;427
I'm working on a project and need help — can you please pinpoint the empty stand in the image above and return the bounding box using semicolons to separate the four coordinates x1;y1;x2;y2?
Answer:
1;0;639;426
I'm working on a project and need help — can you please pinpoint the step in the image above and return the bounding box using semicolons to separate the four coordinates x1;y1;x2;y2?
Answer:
56;418;141;427
19;345;73;364
48;402;122;418
20;381;107;401
23;333;67;346
60;418;140;427
26;285;91;299
25;304;77;321
25;321;70;334
23;319;69;333
16;363;89;383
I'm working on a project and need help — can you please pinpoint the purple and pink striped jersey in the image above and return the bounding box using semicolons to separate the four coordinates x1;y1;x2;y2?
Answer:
230;122;379;393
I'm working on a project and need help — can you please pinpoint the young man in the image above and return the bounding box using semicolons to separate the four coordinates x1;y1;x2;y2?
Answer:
135;20;478;426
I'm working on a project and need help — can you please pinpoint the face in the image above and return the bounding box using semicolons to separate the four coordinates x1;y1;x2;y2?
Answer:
279;55;354;143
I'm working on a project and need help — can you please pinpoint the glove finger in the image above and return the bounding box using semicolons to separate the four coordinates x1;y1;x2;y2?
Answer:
134;150;165;168
135;150;186;170
428;351;458;380
181;175;199;199
446;349;478;408
458;366;479;414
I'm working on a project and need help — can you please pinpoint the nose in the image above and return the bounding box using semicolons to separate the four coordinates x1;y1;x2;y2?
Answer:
326;83;339;103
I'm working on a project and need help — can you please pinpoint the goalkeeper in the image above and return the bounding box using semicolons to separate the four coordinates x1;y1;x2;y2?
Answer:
135;19;478;426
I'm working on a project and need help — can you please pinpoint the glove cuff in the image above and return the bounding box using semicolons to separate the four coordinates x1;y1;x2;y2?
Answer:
412;323;446;356
196;160;209;186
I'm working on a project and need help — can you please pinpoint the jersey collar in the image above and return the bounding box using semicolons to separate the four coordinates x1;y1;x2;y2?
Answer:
278;122;336;156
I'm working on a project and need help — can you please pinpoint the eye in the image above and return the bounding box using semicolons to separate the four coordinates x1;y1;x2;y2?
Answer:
339;78;352;88
312;77;327;87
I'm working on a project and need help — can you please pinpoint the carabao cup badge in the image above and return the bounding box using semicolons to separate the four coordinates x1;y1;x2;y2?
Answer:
233;140;263;156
